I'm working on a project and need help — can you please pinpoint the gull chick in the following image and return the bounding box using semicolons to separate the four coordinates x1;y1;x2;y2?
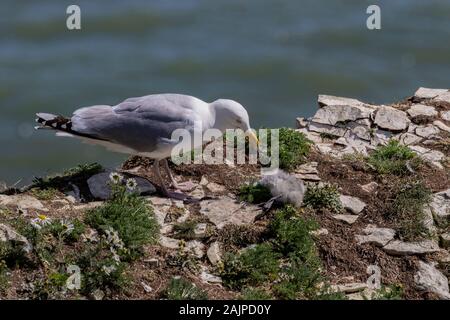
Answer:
35;94;258;199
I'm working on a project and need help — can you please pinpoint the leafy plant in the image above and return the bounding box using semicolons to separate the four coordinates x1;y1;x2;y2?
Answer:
221;243;280;289
238;183;272;204
164;277;208;300
303;183;343;213
368;140;420;175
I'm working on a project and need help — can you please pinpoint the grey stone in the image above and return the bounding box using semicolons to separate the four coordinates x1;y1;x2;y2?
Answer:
332;214;359;225
294;162;321;181
296;117;309;128
355;225;395;247
308;122;347;137
0;223;32;253
409;145;444;169
374;106;410;131
383;240;440;256
311;228;329;237
207;241;222;265
141;281;153;293
441;110;450;121
194;223;208;238
331;283;368;294
415;125;440;138
434;91;450;104
0;194;46;211
360;182;378;194
414;261;450;299
398;132;422;145
91;289;105;300
205;182;226;193
87;172;156;200
407;104;438;118
318;95;365;108
414;87;448;99
340;195;366;214
433;120;450;133
311;105;373;126
429;189;450;227
200;196;261;229
200;269;222;284
144;258;160;268
159;236;205;258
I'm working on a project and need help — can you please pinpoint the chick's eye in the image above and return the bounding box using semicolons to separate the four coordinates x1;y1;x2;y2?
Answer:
236;119;242;124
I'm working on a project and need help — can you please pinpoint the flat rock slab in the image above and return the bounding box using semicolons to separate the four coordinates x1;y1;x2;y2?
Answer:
356;225;395;247
441;110;450;121
340;195;366;214
207;241;222;265
383;240;440;256
414;261;450;300
200;196;262;229
414;87;448;99
429;189;450;227
318;95;365;108
332;214;359;225
0;223;32;253
374;106;410;131
407;104;438;118
433;120;450;133
0;194;46;211
159;236;205;258
331;283;368;294
87;172;156;200
311;105;373;126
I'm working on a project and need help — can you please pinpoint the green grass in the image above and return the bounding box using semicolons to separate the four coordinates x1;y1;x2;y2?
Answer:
85;183;159;258
238;183;272;204
221;243;281;289
371;284;404;300
368;140;420;175
240;287;273;300
173;220;198;240
386;181;432;241
303;183;343;213
164;277;208;300
29;187;60;200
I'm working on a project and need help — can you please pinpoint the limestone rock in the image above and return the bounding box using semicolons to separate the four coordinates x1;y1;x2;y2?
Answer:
429;189;450;227
340;195;366;214
311;105;373;126
308;122;347;137
355;225;395;247
294;162;321;181
200;269;222;284
374;106;410;131
440;232;450;249
0;194;46;212
414;261;450;300
409;145;444;169
360;182;378;194
194;223;208;238
398;132;422;146
296;117;309;128
200;196;261;229
0;223;32;253
415;125;440;138
441;110;450;121
311;228;329;237
331;282;368;294
383;240;440;256
205;182;226;193
433;120;450;133
414;87;448;99
407;104;438;118
159;236;205;258
332;214;359;225
318;95;365;108
434;91;450;104
207;241;222;265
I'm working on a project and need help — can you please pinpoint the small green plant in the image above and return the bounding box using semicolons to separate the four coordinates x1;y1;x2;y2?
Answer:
386;181;432;241
260;128;312;171
173;220;198;240
238;183;272;204
164;277;208;300
270;205;318;258
0;259;9;294
303;183;343;213
85;176;159;258
221;243;280;289
240;287;273;300
371;284;404;300
368;140;420;175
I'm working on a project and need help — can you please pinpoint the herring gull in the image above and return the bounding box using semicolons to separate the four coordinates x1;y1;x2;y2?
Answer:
35;93;258;199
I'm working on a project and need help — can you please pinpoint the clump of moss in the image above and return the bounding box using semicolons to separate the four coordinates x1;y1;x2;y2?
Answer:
238;183;272;204
303;183;343;213
221;243;281;289
29;187;60;201
164;277;208;300
173;220;198;240
85;179;159;258
368;140;420;175
386;181;432;241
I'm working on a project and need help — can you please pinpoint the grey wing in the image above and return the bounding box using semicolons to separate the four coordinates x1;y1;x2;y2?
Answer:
71;94;202;152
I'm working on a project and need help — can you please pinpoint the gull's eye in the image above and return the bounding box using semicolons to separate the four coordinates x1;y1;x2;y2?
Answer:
236;119;242;124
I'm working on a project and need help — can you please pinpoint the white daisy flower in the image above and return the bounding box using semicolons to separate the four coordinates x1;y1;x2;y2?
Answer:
109;172;124;184
60;219;74;235
31;214;52;230
125;178;138;191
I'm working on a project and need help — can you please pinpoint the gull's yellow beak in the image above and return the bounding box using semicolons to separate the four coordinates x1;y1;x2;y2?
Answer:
247;130;259;146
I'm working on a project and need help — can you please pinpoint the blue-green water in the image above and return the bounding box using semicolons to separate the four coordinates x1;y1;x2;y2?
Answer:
1;0;450;184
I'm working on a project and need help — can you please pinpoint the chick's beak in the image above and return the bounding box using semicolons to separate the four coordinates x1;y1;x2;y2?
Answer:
247;130;259;146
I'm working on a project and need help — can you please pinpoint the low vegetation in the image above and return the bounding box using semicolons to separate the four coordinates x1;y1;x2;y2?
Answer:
303;183;343;213
163;277;208;300
368;140;420;175
238;182;272;204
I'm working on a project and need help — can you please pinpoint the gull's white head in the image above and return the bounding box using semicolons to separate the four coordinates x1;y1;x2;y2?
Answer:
210;99;258;144
210;98;252;130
